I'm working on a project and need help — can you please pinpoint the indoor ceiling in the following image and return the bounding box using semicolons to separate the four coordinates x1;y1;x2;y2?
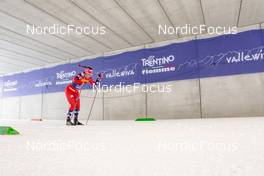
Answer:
0;0;263;75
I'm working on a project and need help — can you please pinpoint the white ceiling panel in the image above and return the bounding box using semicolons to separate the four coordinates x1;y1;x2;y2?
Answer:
159;0;204;36
202;0;240;27
0;9;91;57
0;63;26;73
0;39;62;63
0;0;100;54
27;0;132;49
239;0;264;27
0;48;44;66
0;29;72;60
0;58;26;68
0;55;34;69
115;0;177;42
73;0;153;45
0;0;263;75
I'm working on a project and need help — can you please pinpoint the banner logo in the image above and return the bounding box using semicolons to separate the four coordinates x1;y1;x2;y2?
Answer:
34;80;52;88
225;46;264;64
141;55;176;75
104;63;137;79
3;80;18;92
56;70;76;85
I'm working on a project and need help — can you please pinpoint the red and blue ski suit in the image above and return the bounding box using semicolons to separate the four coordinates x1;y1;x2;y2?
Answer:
65;72;95;111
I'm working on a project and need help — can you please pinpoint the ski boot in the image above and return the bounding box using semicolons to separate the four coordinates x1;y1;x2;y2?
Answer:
74;118;83;125
66;110;75;126
74;110;83;125
66;117;75;126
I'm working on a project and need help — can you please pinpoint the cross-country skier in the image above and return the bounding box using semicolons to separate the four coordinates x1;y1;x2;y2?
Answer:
65;66;102;125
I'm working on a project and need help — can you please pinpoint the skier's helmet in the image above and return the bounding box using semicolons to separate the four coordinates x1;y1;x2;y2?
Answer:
84;67;93;75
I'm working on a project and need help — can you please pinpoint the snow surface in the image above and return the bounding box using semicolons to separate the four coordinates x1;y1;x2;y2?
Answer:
1;117;264;176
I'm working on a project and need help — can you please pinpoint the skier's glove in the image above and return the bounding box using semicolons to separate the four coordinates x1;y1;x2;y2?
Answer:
97;73;103;80
94;72;103;86
95;79;100;86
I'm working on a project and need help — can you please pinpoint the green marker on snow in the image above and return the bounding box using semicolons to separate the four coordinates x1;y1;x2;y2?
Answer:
135;117;156;121
0;126;20;135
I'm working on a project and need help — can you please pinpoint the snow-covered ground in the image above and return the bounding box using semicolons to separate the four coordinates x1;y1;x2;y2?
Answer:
1;117;264;176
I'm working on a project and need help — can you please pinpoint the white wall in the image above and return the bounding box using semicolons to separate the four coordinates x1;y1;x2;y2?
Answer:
79;89;103;121
1;97;20;119
147;80;201;119
201;73;264;118
104;86;146;120
0;98;3;118
20;94;42;119
42;92;68;120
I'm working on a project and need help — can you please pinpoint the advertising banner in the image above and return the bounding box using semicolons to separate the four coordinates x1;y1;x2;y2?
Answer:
1;29;264;97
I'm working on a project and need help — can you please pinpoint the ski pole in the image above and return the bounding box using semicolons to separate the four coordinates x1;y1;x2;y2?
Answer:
86;85;98;125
